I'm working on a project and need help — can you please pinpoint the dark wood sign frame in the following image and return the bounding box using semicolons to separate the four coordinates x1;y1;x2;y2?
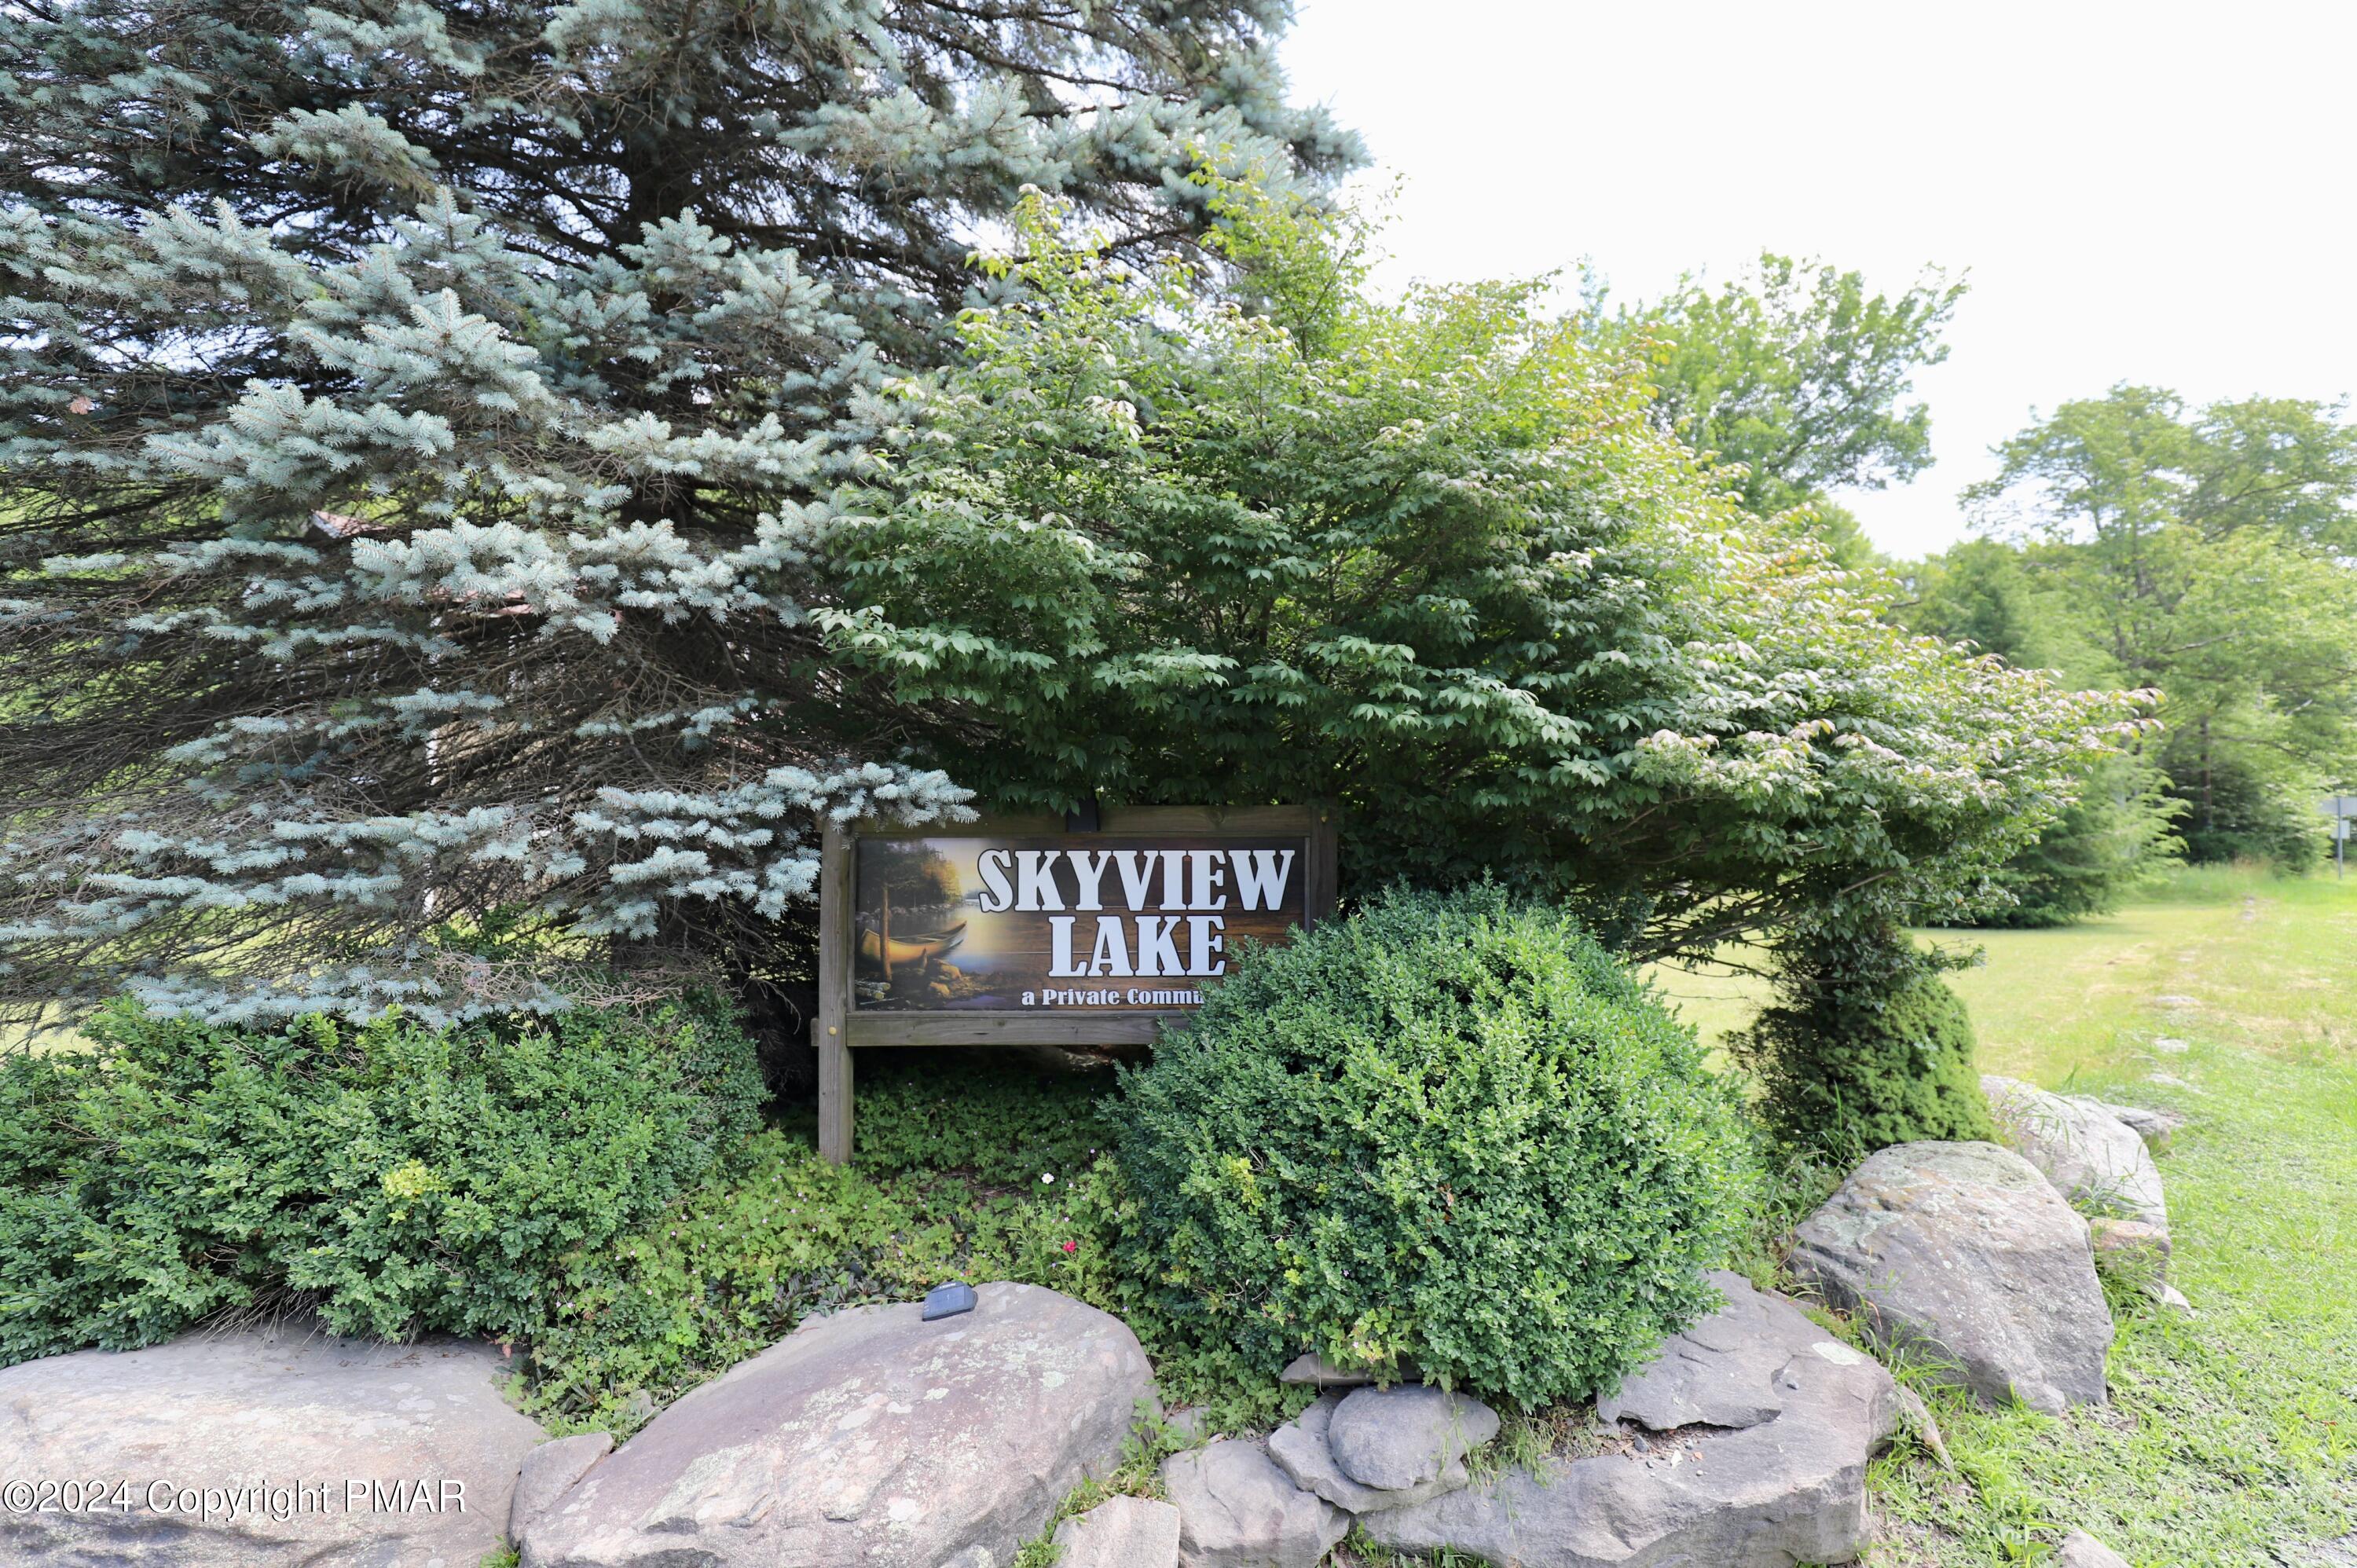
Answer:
816;804;1336;1162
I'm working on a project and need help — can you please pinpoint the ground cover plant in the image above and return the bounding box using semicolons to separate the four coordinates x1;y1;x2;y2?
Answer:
0;991;762;1365
515;1052;1123;1436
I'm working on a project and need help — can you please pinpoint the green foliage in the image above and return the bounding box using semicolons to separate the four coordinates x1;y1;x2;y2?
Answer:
1735;926;1996;1159
847;1050;1113;1189
1102;885;1757;1409
1965;384;2357;866
1976;759;2182;926
1597;251;1966;563
1900;540;2182;924
0;994;762;1366
519;1069;1116;1435
0;0;1354;1022
830;185;2143;961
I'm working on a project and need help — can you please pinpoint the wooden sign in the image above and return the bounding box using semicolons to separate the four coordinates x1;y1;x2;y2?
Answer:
816;805;1336;1161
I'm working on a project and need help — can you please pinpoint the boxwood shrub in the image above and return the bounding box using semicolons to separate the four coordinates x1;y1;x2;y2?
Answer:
1105;884;1756;1408
1733;925;1996;1160
0;992;764;1367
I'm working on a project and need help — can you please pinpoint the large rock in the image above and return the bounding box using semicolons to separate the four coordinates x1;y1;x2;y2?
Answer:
1326;1384;1499;1492
1051;1494;1182;1568
1365;1272;1897;1567
1161;1438;1347;1568
1985;1075;2168;1230
519;1281;1153;1568
1789;1141;2113;1414
0;1322;544;1567
1268;1393;1470;1514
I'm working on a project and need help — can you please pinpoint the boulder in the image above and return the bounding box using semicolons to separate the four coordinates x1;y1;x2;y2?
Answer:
2057;1528;2132;1566
1788;1141;2113;1414
1325;1384;1499;1492
1267;1393;1470;1514
1365;1272;1898;1567
0;1321;544;1568
1984;1075;2168;1231
518;1281;1153;1568
1596;1272;1802;1431
1051;1494;1182;1568
1161;1438;1347;1568
511;1433;613;1541
2096;1101;2186;1154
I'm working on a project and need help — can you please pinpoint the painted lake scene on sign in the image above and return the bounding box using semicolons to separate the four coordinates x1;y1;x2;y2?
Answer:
851;834;1308;1012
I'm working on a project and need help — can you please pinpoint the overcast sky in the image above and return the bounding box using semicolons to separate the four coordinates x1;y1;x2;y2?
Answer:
1278;1;2357;559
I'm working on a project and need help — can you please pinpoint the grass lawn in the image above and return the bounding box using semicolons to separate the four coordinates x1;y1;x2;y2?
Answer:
1662;865;2357;1565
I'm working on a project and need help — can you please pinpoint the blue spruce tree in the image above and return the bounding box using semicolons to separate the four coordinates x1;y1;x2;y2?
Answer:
0;0;1356;1034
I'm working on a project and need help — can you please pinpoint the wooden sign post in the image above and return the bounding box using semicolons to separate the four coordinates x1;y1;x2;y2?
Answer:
816;804;1336;1163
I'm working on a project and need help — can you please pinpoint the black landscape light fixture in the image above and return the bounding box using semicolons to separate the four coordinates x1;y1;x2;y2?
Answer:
922;1282;978;1321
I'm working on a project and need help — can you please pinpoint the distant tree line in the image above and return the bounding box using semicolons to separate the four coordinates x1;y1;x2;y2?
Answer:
1613;258;2357;918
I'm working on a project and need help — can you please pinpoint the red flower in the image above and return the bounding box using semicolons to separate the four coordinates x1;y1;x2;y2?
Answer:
1061;1240;1079;1255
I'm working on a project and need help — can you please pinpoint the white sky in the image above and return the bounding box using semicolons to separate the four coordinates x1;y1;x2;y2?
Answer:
1279;1;2357;559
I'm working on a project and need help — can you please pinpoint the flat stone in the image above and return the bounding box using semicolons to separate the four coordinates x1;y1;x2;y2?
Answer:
1365;1273;1898;1566
511;1433;613;1541
2089;1217;2172;1276
1327;1383;1500;1492
2152;1035;2190;1053
1277;1352;1381;1388
1052;1494;1181;1568
2146;1281;2197;1316
1267;1394;1469;1514
1984;1075;2168;1231
518;1281;1153;1568
1892;1384;1953;1470
1788;1141;2113;1414
1597;1272;1794;1431
2058;1527;2132;1566
0;1321;544;1568
1160;1405;1211;1445
1162;1439;1346;1568
2095;1101;2187;1153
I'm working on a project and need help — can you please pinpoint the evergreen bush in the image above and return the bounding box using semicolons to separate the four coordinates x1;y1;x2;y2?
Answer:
0;993;763;1366
1104;885;1756;1409
1734;927;1996;1159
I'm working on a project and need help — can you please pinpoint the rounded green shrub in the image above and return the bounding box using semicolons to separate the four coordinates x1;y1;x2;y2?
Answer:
0;992;764;1367
1734;926;1996;1159
1105;885;1757;1408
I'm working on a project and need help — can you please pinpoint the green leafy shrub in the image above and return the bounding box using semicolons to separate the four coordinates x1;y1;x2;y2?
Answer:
0;994;764;1366
1734;926;1996;1159
1103;885;1756;1409
848;1050;1114;1187
522;1071;1113;1434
